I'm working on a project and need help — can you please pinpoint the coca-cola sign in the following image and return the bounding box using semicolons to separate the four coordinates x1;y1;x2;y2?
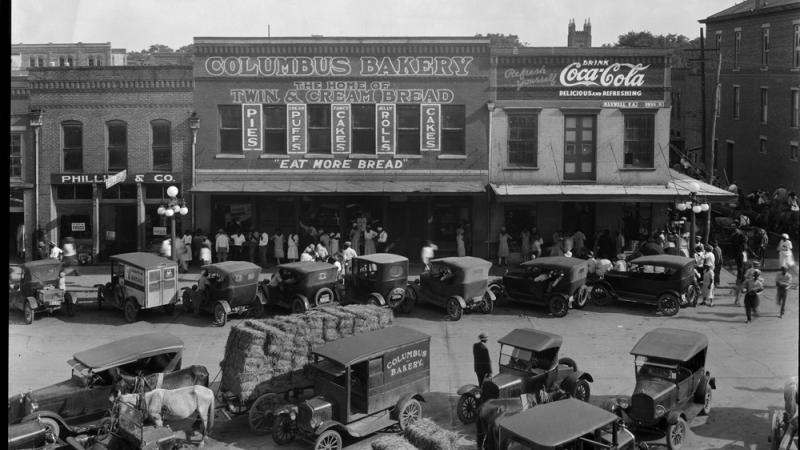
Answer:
559;62;649;88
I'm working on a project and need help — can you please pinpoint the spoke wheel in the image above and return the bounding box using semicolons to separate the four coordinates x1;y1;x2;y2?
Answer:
248;393;282;434
456;393;478;424
123;298;138;323
271;413;296;445
398;398;422;430
24;303;34;324
666;417;687;450
573;285;589;309
572;379;591;402
214;303;227;326
39;417;60;443
314;429;342;450
549;295;568;318
591;285;613;306
446;297;463;321
480;292;494;314
658;294;680;317
291;296;307;314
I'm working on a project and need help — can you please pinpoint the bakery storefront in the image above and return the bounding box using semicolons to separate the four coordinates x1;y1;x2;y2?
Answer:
191;37;491;258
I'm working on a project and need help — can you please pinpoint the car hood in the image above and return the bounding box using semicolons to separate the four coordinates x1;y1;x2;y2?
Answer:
484;373;523;399
8;379;81;422
633;378;674;400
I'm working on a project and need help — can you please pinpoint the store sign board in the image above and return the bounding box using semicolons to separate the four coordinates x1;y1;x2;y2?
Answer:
287;104;307;154
229;81;455;105
376;104;395;155
153;226;167;236
275;159;406;170
242;104;263;151
104;170;127;189
331;104;351;154
52;173;181;184
421;104;440;151
71;223;86;232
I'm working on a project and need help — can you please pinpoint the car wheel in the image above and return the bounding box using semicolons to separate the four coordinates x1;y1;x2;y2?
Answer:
571;379;591;402
685;284;699;307
291;296;308;314
271;413;296;445
658;293;680;316
549;295;569;318
123;298;138;323
480;292;494;314
182;290;193;313
248;393;283;434
39;417;60;443
400;286;416;314
694;379;713;415
23;303;34;324
666;417;687;450
770;411;783;450
446;297;463;321
314;287;334;307
590;284;613;306
252;293;265;318
573;285;589;309
456;393;478;424
314;429;343;450
367;293;382;307
558;357;578;372
64;293;75;317
489;283;505;303
214;302;227;326
398;398;422;430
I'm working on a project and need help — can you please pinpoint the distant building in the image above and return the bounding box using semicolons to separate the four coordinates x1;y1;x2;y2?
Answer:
127;51;193;66
568;18;592;48
10;42;127;72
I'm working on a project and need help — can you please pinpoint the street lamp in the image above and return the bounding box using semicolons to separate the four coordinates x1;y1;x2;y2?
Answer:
685;181;709;257
157;185;189;261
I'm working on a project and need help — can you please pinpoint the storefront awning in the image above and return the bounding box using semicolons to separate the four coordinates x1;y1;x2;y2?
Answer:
491;170;736;202
191;179;486;194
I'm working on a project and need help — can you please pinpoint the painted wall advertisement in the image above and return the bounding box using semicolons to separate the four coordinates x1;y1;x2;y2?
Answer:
384;340;429;380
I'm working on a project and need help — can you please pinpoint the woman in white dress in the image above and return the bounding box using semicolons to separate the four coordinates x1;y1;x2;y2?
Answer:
777;233;796;269
287;232;299;262
456;227;466;257
497;227;511;266
363;226;378;255
272;231;285;265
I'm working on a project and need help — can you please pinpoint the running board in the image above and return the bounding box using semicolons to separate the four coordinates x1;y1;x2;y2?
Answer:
345;411;396;437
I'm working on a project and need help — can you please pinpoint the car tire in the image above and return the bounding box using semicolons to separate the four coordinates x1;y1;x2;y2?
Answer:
572;285;589;309
549;294;569;318
446;296;464;321
314;287;334;307
666;417;687;450
252;292;265;318
489;283;505;304
480;291;494;314
367;293;382;307
456;393;478;424
291;295;308;314
558;357;578;372
314;429;343;450
770;411;783;450
271;413;296;445
400;286;416;314
248;393;283;434
23;302;34;324
39;417;61;443
64;293;75;317
590;284;613;306
658;293;680;316
123;298;138;323
214;302;227;326
694;379;712;415
182;289;193;313
685;284;699;307
571;379;591;402
398;398;422;430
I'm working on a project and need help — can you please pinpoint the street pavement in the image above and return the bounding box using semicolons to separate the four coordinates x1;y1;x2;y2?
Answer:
8;257;799;450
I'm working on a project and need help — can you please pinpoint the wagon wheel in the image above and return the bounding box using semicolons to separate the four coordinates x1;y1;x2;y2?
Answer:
666;417;687;450
123;298;138;323
24;303;35;324
64;293;75;317
479;291;494;314
271;413;297;445
398;398;422;430
400;286;416;314
446;297;463;321
572;285;590;309
548;294;569;318
248;393;283;434
590;284;613;306
658;293;680;317
314;429;343;450
214;302;228;326
456;393;478;424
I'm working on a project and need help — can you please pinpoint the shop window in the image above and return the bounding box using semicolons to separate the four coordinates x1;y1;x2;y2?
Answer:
507;112;538;167
151;120;171;171
59;214;92;240
10;132;22;179
107;121;128;171
263;105;287;155
441;105;465;155
63;121;83;172
102;184;137;199
760;88;768;124
308;104;331;154
623;114;655;168
219;105;242;154
352;104;375;155
145;184;168;199
761;26;770;67
56;184;93;200
397;104;420;155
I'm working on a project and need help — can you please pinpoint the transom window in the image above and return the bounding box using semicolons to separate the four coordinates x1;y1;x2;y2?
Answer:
308;104;331;155
107;121;127;171
507;112;538;167
219;106;242;154
623;114;655;168
10;133;22;178
63;121;83;172
397;105;420;155
151;120;171;171
441;105;465;155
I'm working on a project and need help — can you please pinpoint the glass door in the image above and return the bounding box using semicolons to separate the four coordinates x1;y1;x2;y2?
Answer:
564;115;597;181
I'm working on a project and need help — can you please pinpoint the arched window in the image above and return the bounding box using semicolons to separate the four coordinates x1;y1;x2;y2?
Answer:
62;121;83;172
151;120;172;171
107;120;127;171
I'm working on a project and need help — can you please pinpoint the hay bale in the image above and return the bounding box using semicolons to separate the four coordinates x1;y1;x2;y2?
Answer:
371;434;417;450
319;306;356;335
343;304;381;333
402;418;461;450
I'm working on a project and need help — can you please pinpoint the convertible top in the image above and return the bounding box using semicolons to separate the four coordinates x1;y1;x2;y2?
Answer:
110;252;177;269
630;254;694;270
354;253;408;264
431;256;492;271
522;256;587;270
498;398;618;448
498;328;563;352
278;261;337;274
313;326;430;366
71;332;184;372
203;260;261;274
630;328;708;361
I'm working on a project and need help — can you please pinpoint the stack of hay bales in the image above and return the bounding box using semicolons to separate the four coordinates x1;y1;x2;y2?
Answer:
371;419;461;450
220;304;393;404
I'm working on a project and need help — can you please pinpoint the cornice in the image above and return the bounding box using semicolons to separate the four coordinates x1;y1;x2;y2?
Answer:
195;43;491;57
30;102;193;109
29;79;194;92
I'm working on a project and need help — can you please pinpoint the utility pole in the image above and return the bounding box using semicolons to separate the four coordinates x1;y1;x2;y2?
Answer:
699;28;707;169
706;52;723;243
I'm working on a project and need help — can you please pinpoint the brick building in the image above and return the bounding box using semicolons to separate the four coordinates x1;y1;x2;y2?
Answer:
11;42;127;70
700;0;800;193
9;76;35;260
27;66;194;260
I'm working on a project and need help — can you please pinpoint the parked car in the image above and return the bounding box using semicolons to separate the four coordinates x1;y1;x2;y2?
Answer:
7;333;185;442
490;256;590;317
182;261;264;326
612;328;716;450
481;397;639;450
260;261;339;313
95;252;180;323
9;260;74;324
589;255;698;316
271;326;430;450
405;256;495;320
456;328;593;424
338;253;409;309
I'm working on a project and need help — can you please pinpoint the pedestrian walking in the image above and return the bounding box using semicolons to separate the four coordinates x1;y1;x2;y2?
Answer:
272;230;285;265
615;230;626;255
732;226;748;284
192;229;206;266
246;231;258;263
572;229;586;256
363;225;378;255
421;240;438;271
742;269;764;323
520;228;531;262
49;242;63;261
287;232;299;262
199;242;212;266
777;233;796;270
456;226;466;258
215;229;229;262
376;226;389;253
497;227;511;267
160;237;172;259
258;230;270;269
712;240;723;288
700;244;716;306
776;265;792;318
755;227;769;267
349;223;362;256
230;230;246;261
531;229;543;259
473;332;492;386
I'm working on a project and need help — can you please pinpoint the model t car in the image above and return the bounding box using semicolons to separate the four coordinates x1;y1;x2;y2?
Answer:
456;328;593;424
589;255;698;316
480;397;639;450
490;256;590;317
7;333;185;444
95;252;180;323
405;256;495;320
270;326;430;450
338;253;409;310
612;328;716;450
10;260;74;324
182;261;265;326
260;261;339;313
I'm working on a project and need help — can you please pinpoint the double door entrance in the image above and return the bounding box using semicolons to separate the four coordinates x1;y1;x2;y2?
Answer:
564;115;596;181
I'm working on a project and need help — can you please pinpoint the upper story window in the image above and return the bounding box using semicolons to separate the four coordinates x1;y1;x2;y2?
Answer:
62;121;83;172
107;120;127;171
760;88;768;124
441;105;465;155
623;114;655;169
263;105;286;155
794;24;800;69
507;112;538;167
151;120;171;171
308;104;331;155
58;56;74;67
715;31;722;49
88;56;103;67
734;30;742;69
10;133;22;179
219;105;242;154
791;89;799;128
397;105;421;156
733;86;741;119
351;104;375;155
762;26;770;67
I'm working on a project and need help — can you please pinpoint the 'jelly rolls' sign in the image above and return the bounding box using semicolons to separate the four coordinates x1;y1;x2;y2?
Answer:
376;104;395;155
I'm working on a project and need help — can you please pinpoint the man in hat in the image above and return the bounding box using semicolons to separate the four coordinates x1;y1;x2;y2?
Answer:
473;332;492;386
376;226;389;253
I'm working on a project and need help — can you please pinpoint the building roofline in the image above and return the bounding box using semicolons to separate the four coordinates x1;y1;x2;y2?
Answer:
194;36;491;45
699;0;800;23
12;42;113;47
492;47;673;57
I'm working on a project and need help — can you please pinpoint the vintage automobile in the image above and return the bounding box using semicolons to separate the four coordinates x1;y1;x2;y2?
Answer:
260;261;339;314
588;255;698;316
10;259;74;324
271;326;430;450
182;261;265;326
490;256;591;317
405;256;495;321
95;252;180;323
456;328;593;425
338;253;409;309
7;333;185;442
480;397;639;450
769;376;798;450
612;328;716;450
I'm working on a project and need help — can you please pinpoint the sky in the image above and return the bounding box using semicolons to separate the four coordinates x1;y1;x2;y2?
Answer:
11;0;738;52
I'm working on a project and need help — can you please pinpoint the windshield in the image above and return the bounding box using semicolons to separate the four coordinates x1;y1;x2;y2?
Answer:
636;362;678;381
500;345;534;371
313;356;347;388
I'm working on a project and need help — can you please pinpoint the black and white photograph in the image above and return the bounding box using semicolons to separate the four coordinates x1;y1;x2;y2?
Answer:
9;0;799;448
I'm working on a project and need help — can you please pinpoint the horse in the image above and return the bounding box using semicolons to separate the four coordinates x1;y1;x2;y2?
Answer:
112;385;215;445
116;365;209;394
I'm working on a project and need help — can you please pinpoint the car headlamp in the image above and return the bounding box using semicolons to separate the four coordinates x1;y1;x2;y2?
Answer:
289;412;296;421
654;404;667;418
